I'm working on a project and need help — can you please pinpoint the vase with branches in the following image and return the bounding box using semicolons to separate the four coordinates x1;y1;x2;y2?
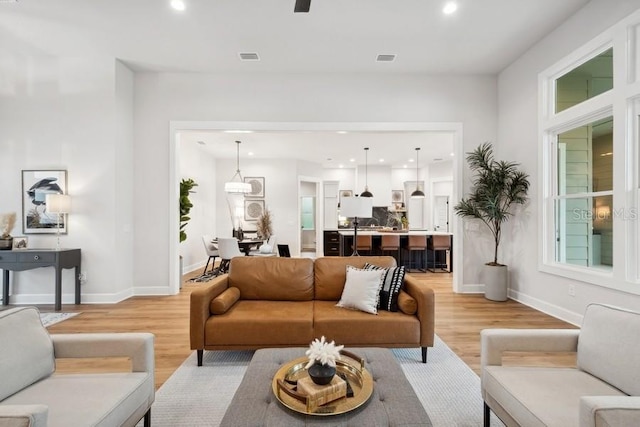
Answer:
256;209;273;241
0;212;17;250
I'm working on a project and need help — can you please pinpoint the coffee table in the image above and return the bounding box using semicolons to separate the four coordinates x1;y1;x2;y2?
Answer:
220;347;432;426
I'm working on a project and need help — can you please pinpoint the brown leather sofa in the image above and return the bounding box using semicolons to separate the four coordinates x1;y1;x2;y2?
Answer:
190;256;435;366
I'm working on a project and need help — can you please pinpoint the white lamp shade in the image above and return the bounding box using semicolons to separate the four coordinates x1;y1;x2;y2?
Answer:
46;194;71;214
224;181;252;194
340;197;373;218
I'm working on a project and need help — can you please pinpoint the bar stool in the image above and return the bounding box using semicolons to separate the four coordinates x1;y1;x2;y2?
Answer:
405;235;427;272
380;234;401;264
428;234;451;273
352;234;373;256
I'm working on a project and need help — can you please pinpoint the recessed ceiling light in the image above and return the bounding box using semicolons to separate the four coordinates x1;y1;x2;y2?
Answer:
379;158;384;163
443;1;457;15
409;158;414;162
336;131;348;134
450;152;455;156
248;152;254;156
170;0;186;11
403;165;407;168
339;164;344;168
349;158;355;162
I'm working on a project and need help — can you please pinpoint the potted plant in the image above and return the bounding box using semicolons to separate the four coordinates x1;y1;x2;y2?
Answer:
256;209;273;253
0;212;16;250
305;336;344;385
179;178;198;243
454;142;530;301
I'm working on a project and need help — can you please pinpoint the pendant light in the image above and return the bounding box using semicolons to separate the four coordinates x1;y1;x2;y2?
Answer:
360;147;373;198
410;147;426;198
224;141;252;194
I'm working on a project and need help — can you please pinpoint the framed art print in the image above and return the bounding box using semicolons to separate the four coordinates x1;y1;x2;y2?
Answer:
392;190;404;203
244;199;265;221
22;170;68;234
244;177;265;198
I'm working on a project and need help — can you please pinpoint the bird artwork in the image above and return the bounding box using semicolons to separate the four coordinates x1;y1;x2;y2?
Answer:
25;177;63;229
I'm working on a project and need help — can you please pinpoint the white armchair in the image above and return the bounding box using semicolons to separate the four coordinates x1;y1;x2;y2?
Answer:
481;303;640;427
0;307;155;427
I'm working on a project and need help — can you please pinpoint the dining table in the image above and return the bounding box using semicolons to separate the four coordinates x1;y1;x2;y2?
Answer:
213;237;263;255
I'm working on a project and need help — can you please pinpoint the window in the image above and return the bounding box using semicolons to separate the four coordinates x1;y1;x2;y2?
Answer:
555;48;613;113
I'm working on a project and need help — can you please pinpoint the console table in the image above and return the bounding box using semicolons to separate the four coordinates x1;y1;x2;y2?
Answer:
0;249;81;311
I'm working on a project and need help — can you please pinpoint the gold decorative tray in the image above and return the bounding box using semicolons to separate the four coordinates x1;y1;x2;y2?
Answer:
271;350;373;416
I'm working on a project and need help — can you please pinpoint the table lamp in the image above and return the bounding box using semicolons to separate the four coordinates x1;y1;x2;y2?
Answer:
46;194;71;250
340;196;373;256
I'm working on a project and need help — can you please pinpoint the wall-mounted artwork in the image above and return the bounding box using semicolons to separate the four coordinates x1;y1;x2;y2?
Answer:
392;190;404;203
22;170;67;234
244;177;265;198
244;199;265;221
339;190;353;201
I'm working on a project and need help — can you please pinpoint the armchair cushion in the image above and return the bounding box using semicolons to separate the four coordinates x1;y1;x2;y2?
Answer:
577;303;640;396
0;307;54;401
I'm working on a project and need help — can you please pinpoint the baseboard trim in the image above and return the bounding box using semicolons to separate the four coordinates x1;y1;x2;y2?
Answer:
508;289;582;326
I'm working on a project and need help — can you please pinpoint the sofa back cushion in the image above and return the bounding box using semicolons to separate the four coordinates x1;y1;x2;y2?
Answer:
577;303;640;395
314;256;397;301
0;307;55;401
229;257;314;301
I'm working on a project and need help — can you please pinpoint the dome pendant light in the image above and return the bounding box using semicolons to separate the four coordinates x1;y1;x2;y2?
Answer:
360;147;373;198
410;147;426;198
224;141;252;194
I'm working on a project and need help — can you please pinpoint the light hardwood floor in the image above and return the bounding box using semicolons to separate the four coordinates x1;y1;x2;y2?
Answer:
43;270;576;390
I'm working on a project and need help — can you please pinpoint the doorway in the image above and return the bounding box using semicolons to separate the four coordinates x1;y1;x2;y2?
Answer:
299;178;321;258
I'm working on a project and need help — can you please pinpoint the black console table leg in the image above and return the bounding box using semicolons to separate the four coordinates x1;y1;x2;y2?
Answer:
2;269;9;306
55;266;62;311
75;264;81;305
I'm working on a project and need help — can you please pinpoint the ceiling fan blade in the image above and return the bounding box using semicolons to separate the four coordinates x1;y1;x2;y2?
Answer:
294;0;311;13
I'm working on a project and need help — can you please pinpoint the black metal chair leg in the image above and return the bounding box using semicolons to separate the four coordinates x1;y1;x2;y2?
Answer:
421;346;427;363
484;402;490;427
144;409;151;427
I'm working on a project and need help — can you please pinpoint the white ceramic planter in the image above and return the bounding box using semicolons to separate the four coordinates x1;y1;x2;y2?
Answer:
482;264;508;301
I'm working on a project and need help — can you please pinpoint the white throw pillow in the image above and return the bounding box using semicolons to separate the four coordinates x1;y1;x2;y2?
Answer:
336;266;385;314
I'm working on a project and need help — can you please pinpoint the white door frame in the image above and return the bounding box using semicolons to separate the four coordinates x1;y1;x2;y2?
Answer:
168;121;464;294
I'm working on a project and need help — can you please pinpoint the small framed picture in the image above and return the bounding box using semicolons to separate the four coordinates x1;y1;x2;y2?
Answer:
12;236;28;250
392;190;404;203
244;177;265;198
339;190;353;200
244;199;265;221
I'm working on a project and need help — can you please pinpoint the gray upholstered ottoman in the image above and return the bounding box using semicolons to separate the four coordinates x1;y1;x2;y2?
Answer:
220;347;432;426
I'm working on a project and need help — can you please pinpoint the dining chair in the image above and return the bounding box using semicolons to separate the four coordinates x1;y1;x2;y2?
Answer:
217;237;245;274
277;244;291;257
427;234;451;273
201;235;219;275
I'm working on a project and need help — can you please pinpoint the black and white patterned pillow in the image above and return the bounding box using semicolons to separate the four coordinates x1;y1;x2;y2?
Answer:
363;262;406;312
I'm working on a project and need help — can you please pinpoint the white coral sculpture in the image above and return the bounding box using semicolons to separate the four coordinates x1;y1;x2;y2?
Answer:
0;212;16;238
305;336;344;368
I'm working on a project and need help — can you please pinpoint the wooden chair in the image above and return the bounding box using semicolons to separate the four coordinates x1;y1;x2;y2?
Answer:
201;235;219;275
352;234;373;256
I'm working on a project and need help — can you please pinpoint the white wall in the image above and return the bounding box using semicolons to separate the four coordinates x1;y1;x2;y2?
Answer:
178;141;217;273
497;0;640;323
0;56;135;304
134;72;497;294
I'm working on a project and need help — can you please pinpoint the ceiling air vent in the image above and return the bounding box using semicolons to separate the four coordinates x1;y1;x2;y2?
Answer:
239;52;260;61
376;54;396;62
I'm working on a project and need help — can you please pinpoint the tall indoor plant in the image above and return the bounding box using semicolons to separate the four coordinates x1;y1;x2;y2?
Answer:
179;178;198;243
454;142;530;301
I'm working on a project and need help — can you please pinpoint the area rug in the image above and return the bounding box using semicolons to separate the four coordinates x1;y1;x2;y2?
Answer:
137;336;504;427
39;312;79;328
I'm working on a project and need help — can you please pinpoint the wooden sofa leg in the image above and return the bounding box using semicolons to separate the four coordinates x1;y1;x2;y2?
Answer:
197;350;203;366
484;402;490;427
144;408;151;427
421;347;427;363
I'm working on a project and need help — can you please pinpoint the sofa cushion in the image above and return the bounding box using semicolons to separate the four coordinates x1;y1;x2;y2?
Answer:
314;256;396;301
210;287;240;314
363;262;405;312
314;301;420;346
397;291;417;315
205;301;314;347
0;307;55;401
483;366;625;427
229;257;314;301
336;266;384;314
1;372;154;427
577;303;640;396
